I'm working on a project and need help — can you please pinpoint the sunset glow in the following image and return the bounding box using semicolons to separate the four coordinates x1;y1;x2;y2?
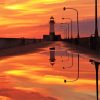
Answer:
0;0;99;38
0;1;100;99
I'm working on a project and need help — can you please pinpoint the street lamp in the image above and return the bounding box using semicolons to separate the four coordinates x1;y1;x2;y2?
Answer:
62;18;73;40
63;7;80;44
89;0;99;50
60;23;70;40
60;28;66;39
95;0;98;38
94;0;99;51
60;23;67;39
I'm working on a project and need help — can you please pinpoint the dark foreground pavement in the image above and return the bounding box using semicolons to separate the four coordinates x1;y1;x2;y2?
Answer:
63;42;100;62
0;42;51;59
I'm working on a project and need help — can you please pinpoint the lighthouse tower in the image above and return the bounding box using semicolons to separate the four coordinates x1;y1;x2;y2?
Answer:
49;16;55;41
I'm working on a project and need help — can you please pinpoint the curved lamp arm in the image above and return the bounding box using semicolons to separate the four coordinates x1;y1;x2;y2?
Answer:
63;7;80;40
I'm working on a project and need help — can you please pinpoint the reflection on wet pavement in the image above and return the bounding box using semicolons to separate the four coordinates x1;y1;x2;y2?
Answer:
0;42;100;100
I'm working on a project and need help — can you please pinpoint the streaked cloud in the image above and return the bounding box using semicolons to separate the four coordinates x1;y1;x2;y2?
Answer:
0;0;100;38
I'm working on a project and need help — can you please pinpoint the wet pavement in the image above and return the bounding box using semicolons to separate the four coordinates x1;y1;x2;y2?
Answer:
0;42;100;100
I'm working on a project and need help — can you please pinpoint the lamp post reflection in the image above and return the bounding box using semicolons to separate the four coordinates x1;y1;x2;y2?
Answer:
64;53;80;83
94;0;98;38
62;52;73;69
66;50;70;61
49;47;56;66
67;53;73;68
89;59;100;100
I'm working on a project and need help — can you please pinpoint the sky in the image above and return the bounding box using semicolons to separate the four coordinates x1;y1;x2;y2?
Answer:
0;0;100;38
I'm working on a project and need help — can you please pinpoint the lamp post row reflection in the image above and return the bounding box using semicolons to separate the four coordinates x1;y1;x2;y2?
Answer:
49;47;80;83
64;53;79;83
62;52;73;69
49;47;100;100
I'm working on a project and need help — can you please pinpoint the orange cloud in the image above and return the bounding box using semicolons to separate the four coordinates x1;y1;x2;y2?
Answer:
0;0;100;38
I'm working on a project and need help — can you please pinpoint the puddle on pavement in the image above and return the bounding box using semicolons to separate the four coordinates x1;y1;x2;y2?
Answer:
0;46;100;100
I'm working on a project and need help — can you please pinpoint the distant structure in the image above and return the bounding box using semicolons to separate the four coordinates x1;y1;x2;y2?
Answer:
43;16;61;41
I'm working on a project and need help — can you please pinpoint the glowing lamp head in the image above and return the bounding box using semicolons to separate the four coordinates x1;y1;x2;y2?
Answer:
50;16;54;20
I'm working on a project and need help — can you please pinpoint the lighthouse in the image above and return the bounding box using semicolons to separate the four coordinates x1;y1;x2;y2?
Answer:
43;16;61;41
49;16;55;41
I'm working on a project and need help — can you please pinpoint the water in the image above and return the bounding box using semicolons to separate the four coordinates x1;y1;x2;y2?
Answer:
0;42;100;100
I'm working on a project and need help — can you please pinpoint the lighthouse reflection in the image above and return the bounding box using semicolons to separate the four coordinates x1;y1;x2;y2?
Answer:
49;47;56;66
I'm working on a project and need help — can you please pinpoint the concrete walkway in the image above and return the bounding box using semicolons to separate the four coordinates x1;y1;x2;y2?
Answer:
0;41;99;62
0;42;51;59
63;42;100;62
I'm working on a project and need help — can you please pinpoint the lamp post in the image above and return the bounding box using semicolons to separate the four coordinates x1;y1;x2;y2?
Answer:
62;18;73;40
63;7;80;44
89;0;99;50
60;27;65;39
95;0;98;38
67;24;70;40
60;23;68;39
94;0;99;51
61;23;70;40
